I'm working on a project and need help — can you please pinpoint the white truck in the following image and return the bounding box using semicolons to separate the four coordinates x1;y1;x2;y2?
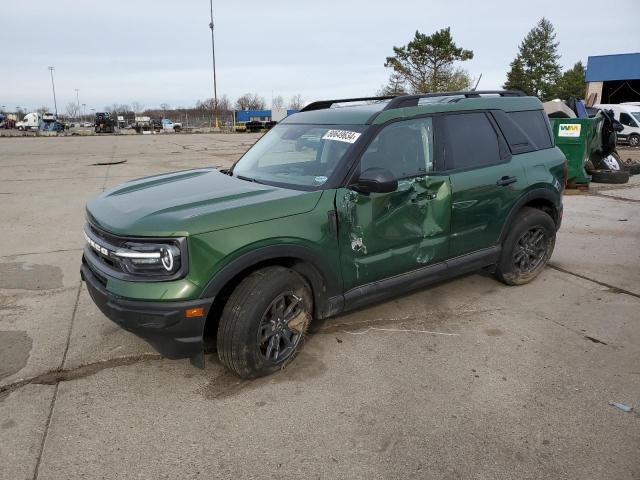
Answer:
16;112;41;131
161;118;182;132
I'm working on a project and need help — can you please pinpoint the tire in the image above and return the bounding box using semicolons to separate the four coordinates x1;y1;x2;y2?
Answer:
629;134;640;147
590;169;630;184
494;207;556;286
217;266;313;378
624;164;640;175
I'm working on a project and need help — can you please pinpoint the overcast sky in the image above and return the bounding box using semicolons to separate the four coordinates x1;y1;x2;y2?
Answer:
1;0;638;113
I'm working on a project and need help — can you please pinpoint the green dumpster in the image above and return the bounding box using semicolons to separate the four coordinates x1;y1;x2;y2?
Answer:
549;116;604;185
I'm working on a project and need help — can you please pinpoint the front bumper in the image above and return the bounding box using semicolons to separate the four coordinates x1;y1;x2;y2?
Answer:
81;262;213;360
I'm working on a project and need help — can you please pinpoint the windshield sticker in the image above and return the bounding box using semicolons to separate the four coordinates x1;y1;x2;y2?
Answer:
313;176;328;185
322;129;361;144
558;124;581;137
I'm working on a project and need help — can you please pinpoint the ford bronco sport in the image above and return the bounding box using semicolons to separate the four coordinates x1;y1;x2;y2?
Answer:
81;91;566;378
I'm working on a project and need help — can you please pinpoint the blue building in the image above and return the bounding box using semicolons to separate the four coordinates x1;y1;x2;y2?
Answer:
586;53;640;104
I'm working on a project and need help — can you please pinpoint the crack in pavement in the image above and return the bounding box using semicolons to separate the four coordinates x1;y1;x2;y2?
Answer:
0;353;162;395
548;263;640;298
589;191;640;204
0;247;84;259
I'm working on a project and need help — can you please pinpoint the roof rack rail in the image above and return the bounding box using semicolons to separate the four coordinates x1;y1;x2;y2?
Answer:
383;90;526;110
300;96;396;112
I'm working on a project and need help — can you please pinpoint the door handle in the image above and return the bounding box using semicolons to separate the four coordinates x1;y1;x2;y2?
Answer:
496;175;518;186
411;192;437;203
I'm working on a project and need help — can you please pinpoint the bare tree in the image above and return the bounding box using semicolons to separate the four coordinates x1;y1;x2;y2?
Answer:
65;102;80;119
288;94;304;110
36;106;49;116
271;95;284;109
131;101;145;114
377;72;408;96
159;103;170;111
235;93;266;111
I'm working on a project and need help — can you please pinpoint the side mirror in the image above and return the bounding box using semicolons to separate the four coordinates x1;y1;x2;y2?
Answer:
353;167;398;194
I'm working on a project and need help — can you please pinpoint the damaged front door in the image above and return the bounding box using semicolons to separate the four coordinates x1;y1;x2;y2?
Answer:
336;117;451;291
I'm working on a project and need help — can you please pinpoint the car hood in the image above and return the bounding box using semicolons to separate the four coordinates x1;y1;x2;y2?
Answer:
86;168;322;236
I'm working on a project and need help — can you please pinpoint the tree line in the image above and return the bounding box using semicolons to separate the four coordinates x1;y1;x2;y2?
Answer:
59;93;305;124
380;18;585;101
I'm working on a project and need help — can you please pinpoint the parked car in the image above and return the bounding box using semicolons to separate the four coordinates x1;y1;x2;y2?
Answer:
81;91;566;378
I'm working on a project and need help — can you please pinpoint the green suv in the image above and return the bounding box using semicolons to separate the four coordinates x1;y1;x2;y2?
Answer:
81;91;566;378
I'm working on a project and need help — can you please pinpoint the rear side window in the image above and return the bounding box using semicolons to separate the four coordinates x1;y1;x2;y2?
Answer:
509;110;552;150
444;113;502;170
620;112;638;127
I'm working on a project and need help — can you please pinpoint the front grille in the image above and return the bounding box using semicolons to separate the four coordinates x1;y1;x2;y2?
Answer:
85;222;128;274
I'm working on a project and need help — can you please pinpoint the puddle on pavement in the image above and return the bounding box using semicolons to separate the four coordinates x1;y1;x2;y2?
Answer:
0;330;32;380
0;262;63;290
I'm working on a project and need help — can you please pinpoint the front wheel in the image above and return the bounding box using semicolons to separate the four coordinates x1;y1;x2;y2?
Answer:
628;134;640;147
217;266;313;378
494;207;556;286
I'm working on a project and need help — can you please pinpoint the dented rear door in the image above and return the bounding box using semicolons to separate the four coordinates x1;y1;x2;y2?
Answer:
336;177;451;290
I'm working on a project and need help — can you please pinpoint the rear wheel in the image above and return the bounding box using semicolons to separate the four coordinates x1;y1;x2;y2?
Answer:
217;266;313;378
495;207;556;286
629;134;640;147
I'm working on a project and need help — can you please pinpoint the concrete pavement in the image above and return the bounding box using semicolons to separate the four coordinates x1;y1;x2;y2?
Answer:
1;135;638;479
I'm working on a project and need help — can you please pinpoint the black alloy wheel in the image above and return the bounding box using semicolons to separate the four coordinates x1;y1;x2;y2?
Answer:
513;227;547;274
257;292;305;363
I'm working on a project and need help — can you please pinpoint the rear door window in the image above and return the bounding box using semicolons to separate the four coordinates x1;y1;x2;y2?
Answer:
509;110;553;149
443;113;502;170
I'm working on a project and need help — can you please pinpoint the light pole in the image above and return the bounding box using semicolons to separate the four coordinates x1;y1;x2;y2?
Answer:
82;103;86;123
75;89;80;120
209;0;218;128
48;66;58;116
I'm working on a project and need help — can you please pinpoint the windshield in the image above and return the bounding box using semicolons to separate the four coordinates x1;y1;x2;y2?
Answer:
232;124;364;190
631;112;640;124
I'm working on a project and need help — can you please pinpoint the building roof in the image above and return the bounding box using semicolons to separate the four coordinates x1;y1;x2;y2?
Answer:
586;53;640;82
282;96;543;125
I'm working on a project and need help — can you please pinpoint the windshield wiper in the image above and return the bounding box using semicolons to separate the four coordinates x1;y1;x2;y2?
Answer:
236;174;268;185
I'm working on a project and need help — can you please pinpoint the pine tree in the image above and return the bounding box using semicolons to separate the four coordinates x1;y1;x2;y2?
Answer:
385;28;474;93
504;57;529;93
503;18;561;100
554;61;586;99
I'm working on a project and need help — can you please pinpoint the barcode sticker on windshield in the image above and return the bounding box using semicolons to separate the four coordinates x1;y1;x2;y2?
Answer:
322;129;361;144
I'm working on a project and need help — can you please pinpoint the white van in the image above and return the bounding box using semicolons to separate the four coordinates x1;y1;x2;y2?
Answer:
595;104;640;146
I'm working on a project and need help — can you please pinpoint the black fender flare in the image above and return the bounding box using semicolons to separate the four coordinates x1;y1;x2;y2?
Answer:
199;244;343;318
498;187;562;244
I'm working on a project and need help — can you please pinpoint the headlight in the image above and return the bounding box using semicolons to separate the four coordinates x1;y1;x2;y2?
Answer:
83;223;187;280
114;241;183;276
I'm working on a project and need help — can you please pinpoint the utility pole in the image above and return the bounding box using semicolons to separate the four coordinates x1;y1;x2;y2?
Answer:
209;0;218;129
48;66;58;116
75;89;80;120
82;103;86;122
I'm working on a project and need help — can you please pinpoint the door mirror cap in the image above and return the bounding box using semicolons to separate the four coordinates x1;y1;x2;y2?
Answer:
353;167;398;194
